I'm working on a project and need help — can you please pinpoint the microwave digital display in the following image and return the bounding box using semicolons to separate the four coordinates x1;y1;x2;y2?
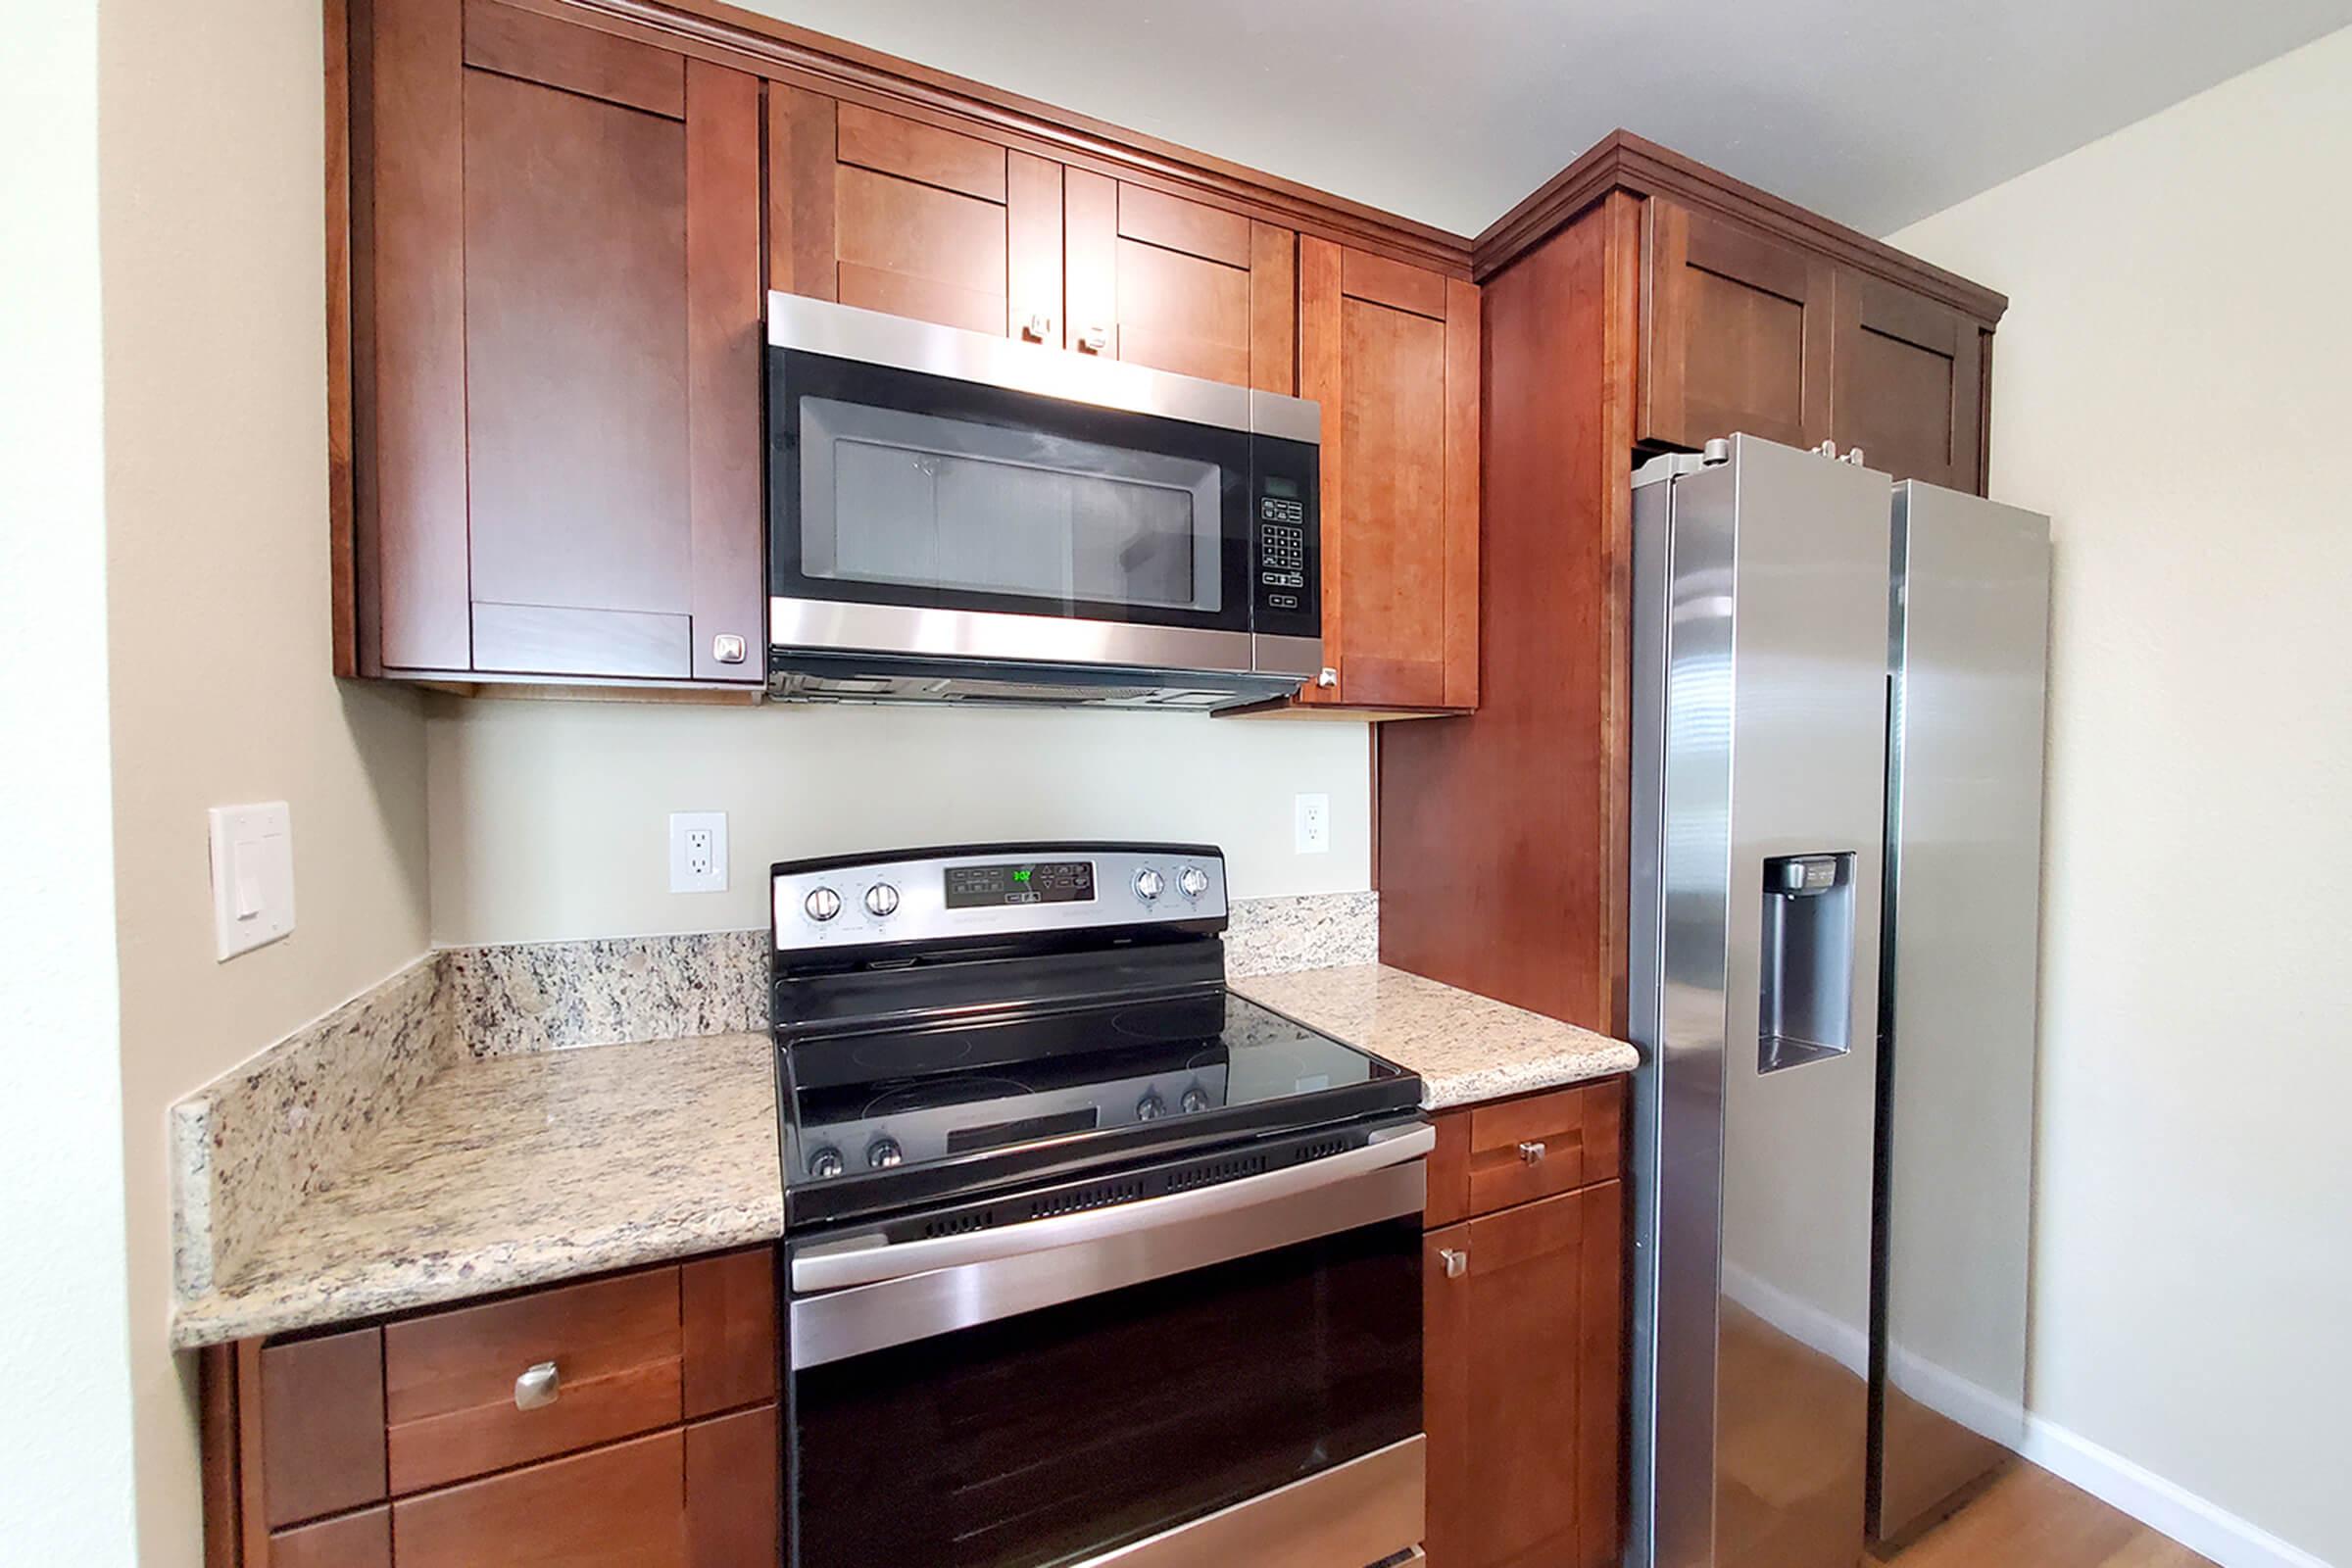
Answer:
946;860;1097;908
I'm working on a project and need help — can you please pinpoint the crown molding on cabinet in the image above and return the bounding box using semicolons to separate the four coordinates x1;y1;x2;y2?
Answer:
1474;129;2009;326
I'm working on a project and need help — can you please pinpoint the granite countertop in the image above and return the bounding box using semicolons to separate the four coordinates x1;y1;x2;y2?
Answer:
171;956;1630;1348
1229;963;1639;1109
171;1032;781;1349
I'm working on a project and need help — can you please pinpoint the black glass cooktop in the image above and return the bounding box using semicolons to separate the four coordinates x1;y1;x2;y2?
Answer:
778;989;1418;1226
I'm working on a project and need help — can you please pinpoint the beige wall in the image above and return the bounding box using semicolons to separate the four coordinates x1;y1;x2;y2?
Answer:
1;0;141;1558
426;701;1372;945
1890;25;2352;1565
97;0;434;1560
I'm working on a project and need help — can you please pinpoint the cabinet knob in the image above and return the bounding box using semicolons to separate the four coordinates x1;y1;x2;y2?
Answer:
1518;1140;1547;1165
1841;446;1868;466
1440;1248;1468;1280
514;1360;561;1411
711;633;748;664
1021;312;1054;343
1317;667;1339;689
1077;324;1110;354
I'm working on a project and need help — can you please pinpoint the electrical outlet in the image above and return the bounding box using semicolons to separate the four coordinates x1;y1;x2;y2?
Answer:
668;811;728;894
1295;793;1331;855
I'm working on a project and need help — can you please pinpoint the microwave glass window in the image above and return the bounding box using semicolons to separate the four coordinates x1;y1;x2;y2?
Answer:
801;399;1224;612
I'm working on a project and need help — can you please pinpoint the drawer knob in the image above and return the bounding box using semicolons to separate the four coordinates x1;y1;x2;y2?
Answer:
1518;1140;1547;1165
1078;324;1109;354
514;1360;561;1411
1440;1248;1468;1280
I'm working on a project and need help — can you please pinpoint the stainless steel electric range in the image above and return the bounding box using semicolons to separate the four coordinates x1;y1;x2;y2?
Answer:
770;843;1432;1568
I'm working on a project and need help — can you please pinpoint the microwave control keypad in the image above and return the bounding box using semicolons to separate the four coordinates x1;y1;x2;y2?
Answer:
1259;500;1306;591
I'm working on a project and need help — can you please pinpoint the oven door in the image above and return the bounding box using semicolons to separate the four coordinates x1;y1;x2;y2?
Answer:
766;295;1318;679
785;1125;1430;1568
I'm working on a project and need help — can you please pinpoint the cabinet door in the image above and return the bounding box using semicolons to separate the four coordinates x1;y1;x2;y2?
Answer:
1642;198;1834;453
1831;270;1985;492
392;1429;687;1568
768;90;1064;344
1424;1183;1623;1568
365;0;763;682
1298;240;1479;710
1064;173;1296;391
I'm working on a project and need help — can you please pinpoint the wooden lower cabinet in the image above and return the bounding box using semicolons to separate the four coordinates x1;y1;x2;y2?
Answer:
268;1508;390;1568
204;1249;779;1568
391;1409;776;1568
1422;1084;1627;1568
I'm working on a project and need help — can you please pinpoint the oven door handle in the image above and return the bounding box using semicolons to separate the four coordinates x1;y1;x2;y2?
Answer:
788;1121;1431;1369
792;1120;1433;1294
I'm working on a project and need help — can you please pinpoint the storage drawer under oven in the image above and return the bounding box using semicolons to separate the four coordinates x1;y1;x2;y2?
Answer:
784;1124;1432;1568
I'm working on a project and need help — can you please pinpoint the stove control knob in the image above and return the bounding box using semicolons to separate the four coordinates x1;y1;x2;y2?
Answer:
864;882;900;917
1181;1085;1210;1114
1135;1092;1166;1122
805;886;842;922
866;1137;904;1170
808;1146;845;1179
1177;865;1209;900
1133;867;1165;902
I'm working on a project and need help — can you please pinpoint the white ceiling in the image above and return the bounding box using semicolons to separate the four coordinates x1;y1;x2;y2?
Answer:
743;0;2352;237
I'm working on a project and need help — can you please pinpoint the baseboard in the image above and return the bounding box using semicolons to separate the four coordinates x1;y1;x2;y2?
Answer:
2019;1417;2332;1568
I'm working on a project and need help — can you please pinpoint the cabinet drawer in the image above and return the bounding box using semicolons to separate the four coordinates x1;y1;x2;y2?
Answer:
1428;1077;1625;1226
383;1267;683;1494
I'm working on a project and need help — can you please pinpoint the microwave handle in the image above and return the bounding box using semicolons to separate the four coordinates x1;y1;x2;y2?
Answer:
789;1122;1431;1369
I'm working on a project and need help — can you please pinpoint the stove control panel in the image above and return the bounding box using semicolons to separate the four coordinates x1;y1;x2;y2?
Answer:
773;843;1229;956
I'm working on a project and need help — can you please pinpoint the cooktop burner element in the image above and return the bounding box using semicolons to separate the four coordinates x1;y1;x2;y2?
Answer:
770;843;1420;1228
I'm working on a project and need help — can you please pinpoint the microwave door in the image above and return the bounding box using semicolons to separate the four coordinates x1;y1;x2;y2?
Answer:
765;295;1320;690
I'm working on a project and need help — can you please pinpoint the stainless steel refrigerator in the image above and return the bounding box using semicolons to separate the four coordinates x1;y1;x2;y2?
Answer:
1624;433;2050;1568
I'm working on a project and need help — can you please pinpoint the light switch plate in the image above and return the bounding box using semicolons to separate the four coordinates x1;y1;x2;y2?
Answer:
208;803;295;961
1295;793;1331;855
669;810;728;894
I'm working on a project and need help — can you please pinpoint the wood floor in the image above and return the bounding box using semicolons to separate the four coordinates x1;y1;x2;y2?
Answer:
1875;1462;2214;1568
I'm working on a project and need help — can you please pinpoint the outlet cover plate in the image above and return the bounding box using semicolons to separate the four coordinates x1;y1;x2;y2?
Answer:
1295;792;1331;855
668;810;728;894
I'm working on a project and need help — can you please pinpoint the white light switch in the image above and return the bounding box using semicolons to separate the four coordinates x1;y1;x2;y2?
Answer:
208;803;295;961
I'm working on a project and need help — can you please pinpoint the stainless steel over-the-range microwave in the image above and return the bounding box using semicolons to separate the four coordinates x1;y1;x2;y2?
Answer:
764;293;1323;709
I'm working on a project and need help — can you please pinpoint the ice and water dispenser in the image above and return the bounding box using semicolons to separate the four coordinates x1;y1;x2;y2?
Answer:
1758;853;1857;1072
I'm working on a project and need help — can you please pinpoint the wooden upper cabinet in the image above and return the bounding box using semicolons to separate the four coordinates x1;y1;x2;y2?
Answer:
1424;1183;1625;1568
1298;239;1479;711
1831;270;1985;491
1642;197;1834;453
1640;194;1991;492
768;89;1064;341
766;95;1293;391
358;0;763;683
1063;173;1297;391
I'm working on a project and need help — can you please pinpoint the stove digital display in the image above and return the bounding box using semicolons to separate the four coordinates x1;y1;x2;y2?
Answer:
945;859;1097;908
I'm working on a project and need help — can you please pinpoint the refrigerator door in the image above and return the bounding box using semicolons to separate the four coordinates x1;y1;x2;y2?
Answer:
1871;481;2050;1542
1630;434;1893;1568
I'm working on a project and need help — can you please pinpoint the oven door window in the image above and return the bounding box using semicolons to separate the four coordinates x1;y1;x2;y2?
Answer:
772;350;1251;631
789;1216;1420;1568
